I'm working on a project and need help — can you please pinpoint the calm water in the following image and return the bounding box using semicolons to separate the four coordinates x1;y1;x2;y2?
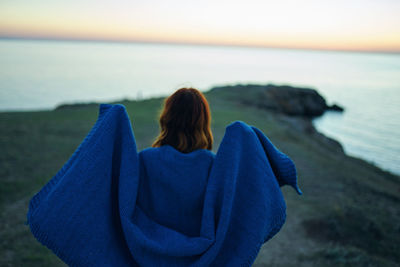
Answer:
0;40;399;175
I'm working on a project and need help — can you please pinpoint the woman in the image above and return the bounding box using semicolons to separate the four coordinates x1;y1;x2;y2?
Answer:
27;87;301;267
152;87;213;153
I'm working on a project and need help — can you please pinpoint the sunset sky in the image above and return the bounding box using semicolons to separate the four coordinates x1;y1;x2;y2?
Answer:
1;0;399;52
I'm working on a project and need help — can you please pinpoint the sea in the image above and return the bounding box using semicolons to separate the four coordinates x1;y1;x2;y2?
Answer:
0;39;399;175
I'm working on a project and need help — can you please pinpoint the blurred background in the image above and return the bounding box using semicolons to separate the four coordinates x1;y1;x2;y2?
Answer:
0;0;399;266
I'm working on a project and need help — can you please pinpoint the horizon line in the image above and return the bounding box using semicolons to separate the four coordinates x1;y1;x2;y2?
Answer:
1;35;400;55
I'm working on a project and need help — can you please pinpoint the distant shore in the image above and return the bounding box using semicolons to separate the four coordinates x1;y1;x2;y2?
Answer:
2;36;400;55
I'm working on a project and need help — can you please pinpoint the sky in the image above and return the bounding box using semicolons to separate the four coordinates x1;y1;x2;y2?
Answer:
0;0;399;52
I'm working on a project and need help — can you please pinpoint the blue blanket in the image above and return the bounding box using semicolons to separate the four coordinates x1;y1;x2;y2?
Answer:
27;103;302;266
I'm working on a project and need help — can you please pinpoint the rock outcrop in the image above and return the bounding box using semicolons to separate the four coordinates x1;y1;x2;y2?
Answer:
208;83;345;153
209;84;344;117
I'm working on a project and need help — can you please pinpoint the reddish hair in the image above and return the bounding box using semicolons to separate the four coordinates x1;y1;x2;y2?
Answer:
152;88;213;153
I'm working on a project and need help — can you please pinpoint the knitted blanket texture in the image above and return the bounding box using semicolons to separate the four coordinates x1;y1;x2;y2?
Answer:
26;103;302;267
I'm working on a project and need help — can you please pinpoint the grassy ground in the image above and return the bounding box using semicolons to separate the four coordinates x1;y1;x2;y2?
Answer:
0;89;399;266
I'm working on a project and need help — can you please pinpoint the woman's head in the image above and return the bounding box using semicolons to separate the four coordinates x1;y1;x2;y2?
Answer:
152;88;213;153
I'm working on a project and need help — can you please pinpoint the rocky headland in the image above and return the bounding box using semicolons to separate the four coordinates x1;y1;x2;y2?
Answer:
208;84;345;153
209;84;344;116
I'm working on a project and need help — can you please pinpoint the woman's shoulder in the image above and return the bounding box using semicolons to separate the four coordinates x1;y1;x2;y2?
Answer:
138;147;158;158
139;145;215;159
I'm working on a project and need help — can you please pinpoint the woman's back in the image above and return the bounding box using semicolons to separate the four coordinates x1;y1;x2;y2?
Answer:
138;145;215;237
